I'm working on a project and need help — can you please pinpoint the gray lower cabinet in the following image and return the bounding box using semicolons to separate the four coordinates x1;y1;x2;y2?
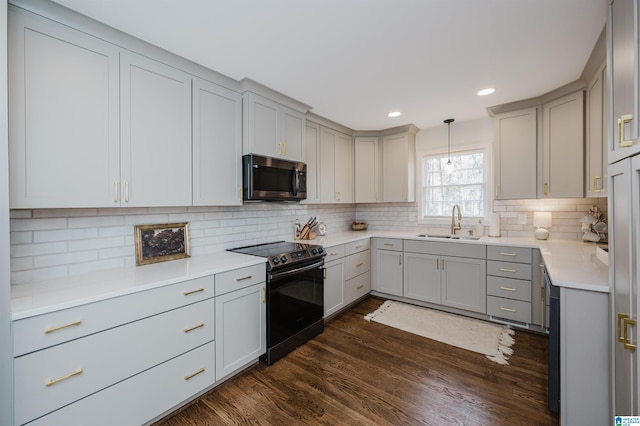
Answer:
403;252;440;303
441;256;487;314
374;249;404;296
323;240;371;318
324;255;345;318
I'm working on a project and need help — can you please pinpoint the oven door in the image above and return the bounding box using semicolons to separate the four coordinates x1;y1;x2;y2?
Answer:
267;259;324;348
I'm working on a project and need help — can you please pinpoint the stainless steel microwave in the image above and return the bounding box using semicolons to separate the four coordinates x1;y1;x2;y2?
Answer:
242;154;307;201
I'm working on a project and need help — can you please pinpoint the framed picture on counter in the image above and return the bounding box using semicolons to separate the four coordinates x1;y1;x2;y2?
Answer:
134;222;190;266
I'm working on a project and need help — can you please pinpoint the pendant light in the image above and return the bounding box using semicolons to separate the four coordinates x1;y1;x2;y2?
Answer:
443;118;455;173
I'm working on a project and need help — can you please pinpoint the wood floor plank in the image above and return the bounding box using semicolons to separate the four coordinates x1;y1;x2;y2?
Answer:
155;297;558;426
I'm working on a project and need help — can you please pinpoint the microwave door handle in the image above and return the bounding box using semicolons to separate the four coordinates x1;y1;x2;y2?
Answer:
292;167;299;196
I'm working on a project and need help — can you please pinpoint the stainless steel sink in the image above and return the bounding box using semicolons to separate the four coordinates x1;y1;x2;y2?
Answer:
416;234;481;241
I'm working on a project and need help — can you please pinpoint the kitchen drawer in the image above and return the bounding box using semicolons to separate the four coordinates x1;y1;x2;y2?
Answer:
345;250;371;280
14;298;214;425
487;295;532;324
487;276;532;302
345;271;371;305
323;244;345;262
345;239;370;255
403;240;486;259
373;238;402;252
13;274;214;356
27;341;215;426
487;260;532;281
487;245;532;264
215;263;265;296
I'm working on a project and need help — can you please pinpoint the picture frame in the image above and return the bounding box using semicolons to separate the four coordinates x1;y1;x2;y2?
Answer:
134;222;190;266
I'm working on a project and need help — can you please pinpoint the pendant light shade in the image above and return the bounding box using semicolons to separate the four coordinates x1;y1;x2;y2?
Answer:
443;118;455;173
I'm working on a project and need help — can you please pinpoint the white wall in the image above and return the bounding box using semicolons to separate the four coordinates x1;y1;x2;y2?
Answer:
1;0;15;423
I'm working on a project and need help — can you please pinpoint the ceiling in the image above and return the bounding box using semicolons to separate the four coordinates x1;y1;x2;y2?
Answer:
51;0;607;131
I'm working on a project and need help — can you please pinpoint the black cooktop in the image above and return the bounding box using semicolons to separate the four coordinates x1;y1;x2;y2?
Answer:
228;241;325;271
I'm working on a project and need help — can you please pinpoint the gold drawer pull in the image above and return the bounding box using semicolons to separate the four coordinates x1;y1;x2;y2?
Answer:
45;368;83;387
329;252;340;256
235;275;252;282
44;320;82;334
618;313;629;343
356;284;364;290
500;252;517;257
500;286;516;292
500;307;517;313
618;114;634;147
356;262;364;267
383;243;395;246
355;245;363;249
183;288;205;296
184;323;205;333
184;367;205;381
500;268;517;273
623;317;637;351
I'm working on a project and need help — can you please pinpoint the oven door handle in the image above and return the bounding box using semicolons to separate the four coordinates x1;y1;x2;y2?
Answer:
269;259;325;281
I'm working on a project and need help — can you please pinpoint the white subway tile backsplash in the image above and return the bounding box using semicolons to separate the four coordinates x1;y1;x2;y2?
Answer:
11;242;67;257
34;228;98;243
68;216;124;228
35;251;98;268
68;237;126;251
11;218;67;231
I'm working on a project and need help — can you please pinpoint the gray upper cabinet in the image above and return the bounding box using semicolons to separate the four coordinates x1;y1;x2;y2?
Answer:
120;52;192;207
541;91;584;198
303;121;321;204
382;129;417;202
8;6;120;208
354;136;381;203
609;0;640;164
242;92;306;162
192;78;243;206
493;108;538;200
586;62;608;197
320;126;353;203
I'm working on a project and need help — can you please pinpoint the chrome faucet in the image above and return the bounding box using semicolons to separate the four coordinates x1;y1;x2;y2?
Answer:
451;204;462;235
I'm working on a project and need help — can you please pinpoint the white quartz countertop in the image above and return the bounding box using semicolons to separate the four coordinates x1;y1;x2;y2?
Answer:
307;231;609;293
12;230;609;320
11;251;265;320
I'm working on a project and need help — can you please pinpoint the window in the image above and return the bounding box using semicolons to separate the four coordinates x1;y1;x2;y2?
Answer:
421;149;486;218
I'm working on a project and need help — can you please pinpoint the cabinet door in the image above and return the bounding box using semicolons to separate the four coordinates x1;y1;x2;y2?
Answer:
403;252;441;304
334;131;354;203
303;122;321;204
120;52;192;207
375;250;403;296
192;78;242;206
215;283;266;381
542;91;584;198
320;127;337;203
355;137;380;203
281;107;305;161
8;9;120;208
586;63;608;197
609;158;638;415
493;108;538;199
245;92;278;158
609;0;640;163
324;259;345;317
382;133;415;202
441;256;487;314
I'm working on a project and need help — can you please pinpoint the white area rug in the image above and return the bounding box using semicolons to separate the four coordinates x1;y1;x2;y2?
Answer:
364;300;515;365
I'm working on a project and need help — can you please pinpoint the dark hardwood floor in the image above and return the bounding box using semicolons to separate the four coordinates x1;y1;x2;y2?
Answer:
155;297;559;425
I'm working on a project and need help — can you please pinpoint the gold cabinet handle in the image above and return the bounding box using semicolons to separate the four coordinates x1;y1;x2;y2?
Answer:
235;275;252;282
183;288;205;296
183;323;205;333
356;284;364;290
500;268;517;273
500;307;517;313
356;262;364;267
436;258;439;270
593;176;601;192
618;114;634;147
543;182;548;196
623;317;637;351
383;243;394;247
329;252;340;256
114;181;118;203
184;367;205;381
500;286;516;292
500;252;517;257
618;313;629;343
44;320;82;334
355;245;363;249
262;287;266;304
45;368;83;387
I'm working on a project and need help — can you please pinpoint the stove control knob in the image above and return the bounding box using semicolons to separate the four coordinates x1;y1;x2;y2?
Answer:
272;257;280;265
311;248;318;255
280;255;288;263
317;247;324;254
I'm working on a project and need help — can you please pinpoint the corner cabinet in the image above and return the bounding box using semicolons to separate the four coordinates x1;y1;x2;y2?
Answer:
541;91;585;198
354;136;381;203
303;122;322;204
381;129;417;202
8;6;120;208
493;108;538;199
192;78;243;206
120;51;193;207
242;91;306;162
320;126;354;203
609;0;640;164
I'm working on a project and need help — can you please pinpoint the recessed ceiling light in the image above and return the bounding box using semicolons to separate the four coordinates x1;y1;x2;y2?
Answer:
477;88;495;96
388;111;401;118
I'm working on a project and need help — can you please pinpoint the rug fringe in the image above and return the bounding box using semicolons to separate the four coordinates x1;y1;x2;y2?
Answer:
364;300;393;321
486;326;515;365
